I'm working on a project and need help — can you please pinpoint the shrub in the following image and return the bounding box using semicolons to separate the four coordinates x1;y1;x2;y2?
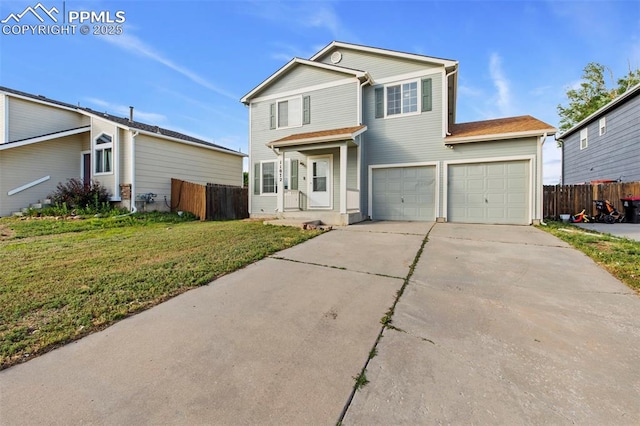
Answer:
49;178;112;213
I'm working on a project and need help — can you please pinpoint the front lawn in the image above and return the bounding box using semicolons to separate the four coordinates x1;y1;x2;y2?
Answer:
0;215;321;369
539;221;640;292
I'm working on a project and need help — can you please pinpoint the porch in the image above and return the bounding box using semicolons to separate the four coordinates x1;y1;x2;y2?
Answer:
267;125;367;226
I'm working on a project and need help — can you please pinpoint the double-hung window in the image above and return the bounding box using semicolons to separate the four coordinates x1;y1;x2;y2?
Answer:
254;159;298;195
599;117;606;136
270;96;310;129
580;128;588;150
94;133;113;174
375;78;431;118
260;161;276;194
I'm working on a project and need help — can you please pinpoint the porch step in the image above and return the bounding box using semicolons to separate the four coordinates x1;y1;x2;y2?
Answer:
264;218;333;231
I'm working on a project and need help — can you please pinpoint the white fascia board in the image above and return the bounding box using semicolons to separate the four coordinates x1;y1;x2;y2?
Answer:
241;58;366;104
310;41;458;68
0;126;90;150
557;82;640;139
267;126;367;148
249;77;357;104
0;90;79;113
445;129;557;145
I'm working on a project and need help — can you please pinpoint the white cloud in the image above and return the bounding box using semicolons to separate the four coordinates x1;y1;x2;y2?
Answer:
84;97;167;124
101;34;237;101
489;52;513;116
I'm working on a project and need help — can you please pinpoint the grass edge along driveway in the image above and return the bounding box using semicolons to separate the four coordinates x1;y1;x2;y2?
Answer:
0;217;321;370
538;221;640;293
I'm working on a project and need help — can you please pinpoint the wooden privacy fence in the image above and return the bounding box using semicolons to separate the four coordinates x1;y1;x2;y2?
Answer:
543;182;640;219
171;178;248;220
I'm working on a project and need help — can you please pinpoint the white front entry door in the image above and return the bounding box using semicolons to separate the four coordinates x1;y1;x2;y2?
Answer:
308;156;332;209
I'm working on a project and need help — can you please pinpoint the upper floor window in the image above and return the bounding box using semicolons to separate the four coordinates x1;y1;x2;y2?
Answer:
580;128;588;150
375;78;432;119
270;96;310;129
94;133;113;174
599;117;606;136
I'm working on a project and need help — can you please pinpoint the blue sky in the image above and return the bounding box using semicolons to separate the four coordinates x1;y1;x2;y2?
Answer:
1;0;639;184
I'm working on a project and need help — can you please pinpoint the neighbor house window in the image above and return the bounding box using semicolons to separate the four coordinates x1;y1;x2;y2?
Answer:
94;133;113;174
580;128;588;150
269;96;309;129
375;78;431;118
599;117;606;136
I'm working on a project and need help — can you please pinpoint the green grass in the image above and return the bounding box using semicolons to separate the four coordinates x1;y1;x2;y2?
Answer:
539;221;640;292
0;215;321;369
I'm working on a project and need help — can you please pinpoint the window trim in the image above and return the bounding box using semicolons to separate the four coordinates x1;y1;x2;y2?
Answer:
383;79;420;119
93;132;113;175
580;128;588;150
599;117;606;136
258;159;293;195
276;95;303;130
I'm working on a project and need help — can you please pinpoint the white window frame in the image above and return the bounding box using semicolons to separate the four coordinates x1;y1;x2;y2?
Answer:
580;128;588;150
94;132;113;175
276;95;303;130
599;117;606;136
384;79;420;119
259;160;277;196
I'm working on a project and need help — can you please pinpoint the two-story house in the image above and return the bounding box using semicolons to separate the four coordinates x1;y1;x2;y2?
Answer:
242;41;556;225
558;83;640;184
0;86;245;217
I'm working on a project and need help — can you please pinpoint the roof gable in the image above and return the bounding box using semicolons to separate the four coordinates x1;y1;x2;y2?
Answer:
240;58;367;103
310;41;458;70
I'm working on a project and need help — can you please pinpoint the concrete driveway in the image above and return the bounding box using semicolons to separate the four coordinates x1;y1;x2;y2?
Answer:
573;222;640;241
2;222;639;425
344;224;640;425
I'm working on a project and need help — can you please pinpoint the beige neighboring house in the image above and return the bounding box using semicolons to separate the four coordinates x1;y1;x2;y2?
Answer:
0;86;245;217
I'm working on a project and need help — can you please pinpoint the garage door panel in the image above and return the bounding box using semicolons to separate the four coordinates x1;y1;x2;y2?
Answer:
448;160;529;225
372;166;436;221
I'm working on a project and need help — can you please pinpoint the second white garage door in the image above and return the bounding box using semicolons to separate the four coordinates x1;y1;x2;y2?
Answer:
372;166;436;221
447;160;530;225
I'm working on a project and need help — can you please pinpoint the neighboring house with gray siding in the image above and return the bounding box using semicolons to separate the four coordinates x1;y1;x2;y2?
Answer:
558;83;640;184
0;86;245;217
242;41;556;225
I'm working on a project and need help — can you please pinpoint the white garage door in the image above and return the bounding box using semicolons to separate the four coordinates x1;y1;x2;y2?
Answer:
372;166;436;221
448;160;530;225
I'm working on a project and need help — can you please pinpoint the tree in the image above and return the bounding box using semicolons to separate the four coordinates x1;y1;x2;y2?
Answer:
557;62;640;135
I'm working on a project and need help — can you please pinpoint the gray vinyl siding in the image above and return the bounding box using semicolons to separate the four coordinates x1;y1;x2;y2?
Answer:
0;94;5;143
0;134;84;216
7;97;88;142
135;134;242;212
255;65;355;99
250;81;359;214
316;48;442;80
563;94;640;184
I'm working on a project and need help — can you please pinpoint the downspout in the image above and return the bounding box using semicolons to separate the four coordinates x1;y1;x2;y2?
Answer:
130;130;139;213
538;133;547;225
444;68;458;136
357;73;373;125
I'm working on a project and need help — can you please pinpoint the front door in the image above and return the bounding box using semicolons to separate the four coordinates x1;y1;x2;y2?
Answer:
308;156;332;209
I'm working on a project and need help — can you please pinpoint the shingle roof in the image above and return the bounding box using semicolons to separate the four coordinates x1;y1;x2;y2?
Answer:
447;115;556;140
0;86;243;155
267;125;367;148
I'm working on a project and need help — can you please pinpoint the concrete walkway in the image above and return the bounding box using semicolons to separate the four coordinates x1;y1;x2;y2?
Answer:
574;222;640;241
2;222;639;425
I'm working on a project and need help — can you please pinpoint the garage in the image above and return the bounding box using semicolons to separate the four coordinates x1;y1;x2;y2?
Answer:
372;166;436;221
447;160;530;225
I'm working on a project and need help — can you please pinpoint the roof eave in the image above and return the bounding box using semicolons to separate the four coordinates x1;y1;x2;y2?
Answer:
446;128;557;144
241;57;366;104
267;126;367;148
558;82;640;139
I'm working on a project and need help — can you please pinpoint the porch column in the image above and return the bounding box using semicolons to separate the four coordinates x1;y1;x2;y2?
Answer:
340;144;347;214
277;151;285;213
